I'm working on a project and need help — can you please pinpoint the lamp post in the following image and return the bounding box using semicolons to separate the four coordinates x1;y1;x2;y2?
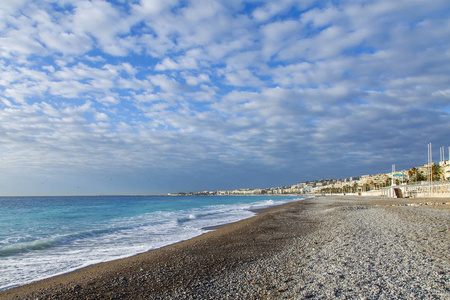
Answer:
392;164;395;186
428;143;433;196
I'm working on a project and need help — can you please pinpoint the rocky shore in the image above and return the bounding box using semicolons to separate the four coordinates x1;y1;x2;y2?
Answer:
1;196;449;299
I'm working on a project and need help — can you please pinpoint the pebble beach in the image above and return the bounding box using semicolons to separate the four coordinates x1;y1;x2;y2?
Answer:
1;196;449;299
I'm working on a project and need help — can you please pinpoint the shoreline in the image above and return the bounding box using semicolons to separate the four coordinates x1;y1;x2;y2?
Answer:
1;196;449;299
0;195;303;292
1;197;307;295
202;198;308;231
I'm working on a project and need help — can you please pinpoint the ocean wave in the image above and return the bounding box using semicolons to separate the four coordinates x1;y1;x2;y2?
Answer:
176;197;303;227
176;211;223;225
0;226;132;257
176;214;197;224
0;238;59;256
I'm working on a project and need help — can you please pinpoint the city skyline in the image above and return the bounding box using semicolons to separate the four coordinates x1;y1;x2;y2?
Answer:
1;0;450;196
174;154;450;196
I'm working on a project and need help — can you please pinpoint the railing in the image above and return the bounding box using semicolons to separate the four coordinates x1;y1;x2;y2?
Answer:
381;181;450;198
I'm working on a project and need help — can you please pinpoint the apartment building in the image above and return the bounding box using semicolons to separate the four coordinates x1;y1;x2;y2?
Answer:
439;160;450;180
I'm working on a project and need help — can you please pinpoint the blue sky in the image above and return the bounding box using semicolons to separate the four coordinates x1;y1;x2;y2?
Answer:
1;0;449;196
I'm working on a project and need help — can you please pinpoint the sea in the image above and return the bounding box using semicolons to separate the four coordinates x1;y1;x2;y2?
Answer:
0;194;304;290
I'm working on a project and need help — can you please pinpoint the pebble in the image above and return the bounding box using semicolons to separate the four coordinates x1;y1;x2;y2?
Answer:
170;201;449;299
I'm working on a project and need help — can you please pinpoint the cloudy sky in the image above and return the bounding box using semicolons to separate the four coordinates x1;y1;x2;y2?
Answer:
0;0;449;196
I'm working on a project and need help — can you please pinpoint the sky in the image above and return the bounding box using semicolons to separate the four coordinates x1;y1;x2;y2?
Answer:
0;0;449;196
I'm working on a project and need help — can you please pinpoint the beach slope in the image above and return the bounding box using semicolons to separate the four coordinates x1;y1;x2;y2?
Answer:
1;196;449;299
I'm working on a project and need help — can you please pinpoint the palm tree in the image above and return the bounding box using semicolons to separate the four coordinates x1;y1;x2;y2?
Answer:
408;167;418;182
432;164;442;181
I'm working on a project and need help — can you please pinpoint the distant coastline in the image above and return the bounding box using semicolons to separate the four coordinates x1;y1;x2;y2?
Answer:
172;159;450;197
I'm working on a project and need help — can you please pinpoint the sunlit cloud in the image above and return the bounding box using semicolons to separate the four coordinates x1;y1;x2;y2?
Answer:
0;0;449;195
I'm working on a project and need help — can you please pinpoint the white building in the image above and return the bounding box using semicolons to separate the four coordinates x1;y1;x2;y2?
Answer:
439;161;450;180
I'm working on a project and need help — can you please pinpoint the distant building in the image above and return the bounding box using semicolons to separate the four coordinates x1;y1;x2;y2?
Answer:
439;160;450;180
418;163;430;177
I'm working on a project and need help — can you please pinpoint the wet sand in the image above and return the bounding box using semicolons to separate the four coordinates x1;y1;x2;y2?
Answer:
1;196;449;299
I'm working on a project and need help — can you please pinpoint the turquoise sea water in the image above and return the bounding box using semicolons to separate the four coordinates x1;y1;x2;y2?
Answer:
0;195;304;290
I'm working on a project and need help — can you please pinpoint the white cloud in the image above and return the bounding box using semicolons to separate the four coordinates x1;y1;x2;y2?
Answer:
149;74;183;93
95;112;109;121
117;77;152;91
225;50;261;70
261;19;302;60
223;69;264;87
252;0;315;22
4;82;47;104
98;95;120;105
1;0;450;195
69;0;137;56
132;0;179;16
432;89;450;98
84;55;106;63
155;58;180;71
184;73;210;86
300;4;341;27
133;92;161;103
0;34;44;58
1;98;12;107
0;0;29;28
277;25;366;61
47;80;92;98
